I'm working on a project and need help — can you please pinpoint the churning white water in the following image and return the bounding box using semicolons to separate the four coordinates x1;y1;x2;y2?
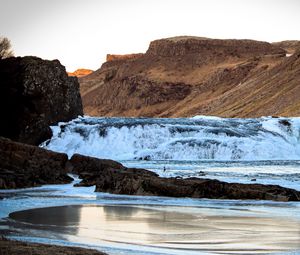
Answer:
42;116;300;161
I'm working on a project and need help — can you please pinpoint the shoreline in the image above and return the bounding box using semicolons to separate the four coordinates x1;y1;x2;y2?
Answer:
1;176;300;255
2;204;300;255
0;237;107;255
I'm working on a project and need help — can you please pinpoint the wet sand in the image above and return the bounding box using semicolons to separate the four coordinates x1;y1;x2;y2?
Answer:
0;237;107;255
7;204;300;254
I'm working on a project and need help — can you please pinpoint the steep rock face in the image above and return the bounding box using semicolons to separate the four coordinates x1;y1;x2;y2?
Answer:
0;137;72;189
106;53;144;62
147;37;285;57
80;36;300;117
70;154;300;202
0;56;83;145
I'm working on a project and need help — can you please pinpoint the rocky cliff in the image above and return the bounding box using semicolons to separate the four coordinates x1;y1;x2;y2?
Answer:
0;137;72;189
80;36;300;117
0;56;83;145
106;53;144;62
146;37;284;57
68;68;93;77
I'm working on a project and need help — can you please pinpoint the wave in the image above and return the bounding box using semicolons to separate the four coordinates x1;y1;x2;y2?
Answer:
41;116;300;161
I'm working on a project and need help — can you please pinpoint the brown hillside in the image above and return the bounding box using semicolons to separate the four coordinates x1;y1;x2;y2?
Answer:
80;36;300;117
272;40;300;54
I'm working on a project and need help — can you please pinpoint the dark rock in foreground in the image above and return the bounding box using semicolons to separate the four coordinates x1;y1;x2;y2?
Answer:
70;154;300;202
0;56;83;145
0;237;107;255
0;137;72;189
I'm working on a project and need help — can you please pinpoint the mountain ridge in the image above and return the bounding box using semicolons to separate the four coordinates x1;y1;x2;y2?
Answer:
80;36;300;117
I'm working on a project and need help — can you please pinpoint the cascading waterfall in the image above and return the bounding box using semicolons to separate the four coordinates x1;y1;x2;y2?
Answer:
41;116;300;161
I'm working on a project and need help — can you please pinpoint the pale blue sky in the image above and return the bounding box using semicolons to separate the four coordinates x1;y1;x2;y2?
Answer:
1;0;299;71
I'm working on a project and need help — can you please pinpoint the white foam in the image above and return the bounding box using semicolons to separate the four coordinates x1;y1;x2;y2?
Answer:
191;115;223;120
41;116;300;161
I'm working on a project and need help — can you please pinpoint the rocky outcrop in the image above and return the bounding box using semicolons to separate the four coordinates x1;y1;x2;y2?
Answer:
1;140;299;201
147;37;285;57
80;36;300;117
68;68;93;77
70;154;300;202
106;53;144;62
0;56;83;145
272;40;300;54
0;137;72;189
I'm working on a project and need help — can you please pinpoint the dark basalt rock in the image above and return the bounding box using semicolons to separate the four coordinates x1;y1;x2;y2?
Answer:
1;137;299;202
70;154;300;202
147;37;286;57
0;137;72;189
0;56;83;145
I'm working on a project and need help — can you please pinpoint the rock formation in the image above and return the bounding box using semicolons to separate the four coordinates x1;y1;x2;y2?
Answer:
146;37;284;57
80;36;300;117
0;137;72;189
0;56;83;145
106;53;144;62
1;139;299;201
70;154;300;202
272;40;300;54
68;68;93;77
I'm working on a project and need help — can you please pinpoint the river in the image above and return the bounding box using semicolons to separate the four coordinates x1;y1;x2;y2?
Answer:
1;116;300;254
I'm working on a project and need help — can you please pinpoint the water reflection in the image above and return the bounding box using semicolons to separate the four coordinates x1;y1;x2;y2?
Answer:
7;205;300;254
8;205;81;236
10;205;81;226
103;205;140;219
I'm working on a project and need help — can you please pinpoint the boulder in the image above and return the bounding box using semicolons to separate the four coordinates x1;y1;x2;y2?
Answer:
0;56;83;145
0;137;72;189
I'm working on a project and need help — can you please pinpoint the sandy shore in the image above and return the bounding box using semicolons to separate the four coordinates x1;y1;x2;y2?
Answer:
0;237;107;255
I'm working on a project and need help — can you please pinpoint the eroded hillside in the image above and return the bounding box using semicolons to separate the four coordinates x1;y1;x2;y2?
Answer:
80;36;300;117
